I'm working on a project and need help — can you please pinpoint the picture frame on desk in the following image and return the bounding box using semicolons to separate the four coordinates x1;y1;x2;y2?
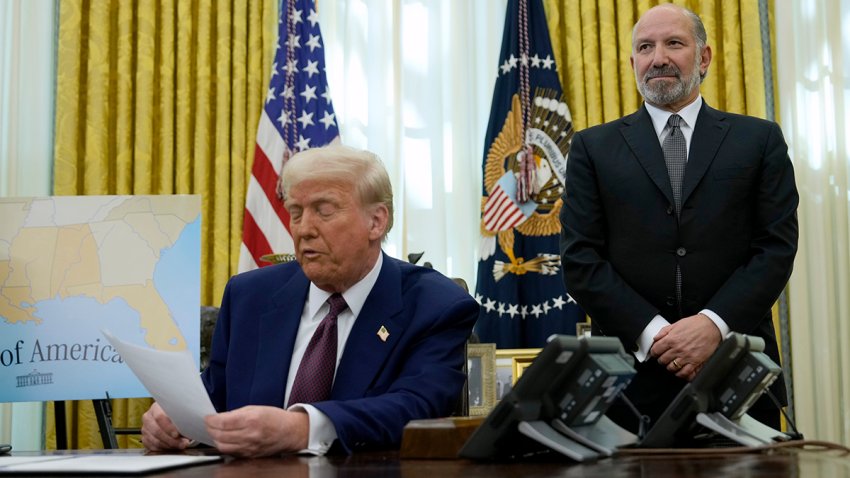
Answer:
467;344;497;416
494;348;541;401
576;321;592;337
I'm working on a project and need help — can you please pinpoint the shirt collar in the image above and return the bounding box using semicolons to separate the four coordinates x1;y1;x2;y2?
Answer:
306;252;383;319
645;95;703;137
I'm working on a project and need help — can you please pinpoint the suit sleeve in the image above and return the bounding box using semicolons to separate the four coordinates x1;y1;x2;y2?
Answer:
201;278;233;412
313;293;479;453
559;131;660;348
703;122;798;330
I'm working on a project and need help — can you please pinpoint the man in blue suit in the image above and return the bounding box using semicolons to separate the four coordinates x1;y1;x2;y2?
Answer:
142;145;479;456
559;4;798;431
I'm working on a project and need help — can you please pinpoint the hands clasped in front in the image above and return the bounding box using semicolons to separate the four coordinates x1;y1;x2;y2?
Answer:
650;313;721;381
141;402;309;457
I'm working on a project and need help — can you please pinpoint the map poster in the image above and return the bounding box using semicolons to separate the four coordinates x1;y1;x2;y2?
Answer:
0;195;201;402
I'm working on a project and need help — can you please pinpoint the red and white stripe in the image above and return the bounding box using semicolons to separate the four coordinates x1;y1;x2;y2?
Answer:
483;185;527;232
238;112;295;272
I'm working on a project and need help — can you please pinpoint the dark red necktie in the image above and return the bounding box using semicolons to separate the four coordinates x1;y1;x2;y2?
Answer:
287;293;348;406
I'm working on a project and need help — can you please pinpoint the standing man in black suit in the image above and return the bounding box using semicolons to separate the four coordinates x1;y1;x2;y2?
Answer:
559;3;798;431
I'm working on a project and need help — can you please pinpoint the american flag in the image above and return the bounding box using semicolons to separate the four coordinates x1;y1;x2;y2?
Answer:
238;0;340;272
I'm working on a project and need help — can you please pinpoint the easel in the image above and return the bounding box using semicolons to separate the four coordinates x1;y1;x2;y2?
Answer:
53;401;67;449
54;395;139;449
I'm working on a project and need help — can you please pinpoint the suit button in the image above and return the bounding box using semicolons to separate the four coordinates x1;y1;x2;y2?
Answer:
676;247;687;257
666;297;675;306
666;205;674;215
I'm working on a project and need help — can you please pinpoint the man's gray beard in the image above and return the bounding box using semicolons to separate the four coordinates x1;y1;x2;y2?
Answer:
636;62;701;107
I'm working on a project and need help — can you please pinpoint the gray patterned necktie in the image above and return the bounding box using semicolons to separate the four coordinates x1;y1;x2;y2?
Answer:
663;114;687;215
662;114;686;312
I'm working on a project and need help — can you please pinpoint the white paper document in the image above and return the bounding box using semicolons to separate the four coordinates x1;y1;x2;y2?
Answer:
0;454;221;474
102;330;217;446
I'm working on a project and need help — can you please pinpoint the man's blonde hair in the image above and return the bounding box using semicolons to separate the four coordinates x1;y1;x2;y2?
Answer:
280;144;394;238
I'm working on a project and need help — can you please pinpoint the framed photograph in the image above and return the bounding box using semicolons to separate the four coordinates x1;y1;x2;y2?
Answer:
494;348;541;401
467;343;497;416
576;320;592;337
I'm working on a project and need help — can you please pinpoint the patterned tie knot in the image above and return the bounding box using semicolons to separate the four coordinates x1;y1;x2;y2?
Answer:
668;114;682;128
327;293;347;319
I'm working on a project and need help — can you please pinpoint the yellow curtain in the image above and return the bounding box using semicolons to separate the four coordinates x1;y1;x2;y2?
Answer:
48;0;277;449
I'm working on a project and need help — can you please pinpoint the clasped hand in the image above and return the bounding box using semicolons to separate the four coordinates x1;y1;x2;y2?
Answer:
141;402;309;457
650;313;721;381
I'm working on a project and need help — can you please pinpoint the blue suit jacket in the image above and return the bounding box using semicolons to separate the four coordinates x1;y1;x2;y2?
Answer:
201;253;479;453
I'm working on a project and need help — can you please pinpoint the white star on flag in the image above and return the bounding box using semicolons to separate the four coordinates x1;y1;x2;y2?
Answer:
304;59;320;78
306;34;321;52
319;111;336;129
297;111;314;128
300;84;317;103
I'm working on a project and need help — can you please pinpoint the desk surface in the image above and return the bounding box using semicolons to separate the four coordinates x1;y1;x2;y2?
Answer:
7;448;850;477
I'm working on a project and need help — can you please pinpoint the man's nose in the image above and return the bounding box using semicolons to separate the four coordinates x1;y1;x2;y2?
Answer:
296;211;319;236
651;46;669;66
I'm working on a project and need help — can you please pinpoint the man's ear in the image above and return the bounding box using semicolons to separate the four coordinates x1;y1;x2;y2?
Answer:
699;44;712;76
367;204;389;241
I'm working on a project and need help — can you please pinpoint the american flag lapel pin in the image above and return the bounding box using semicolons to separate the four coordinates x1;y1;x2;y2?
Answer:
377;325;390;342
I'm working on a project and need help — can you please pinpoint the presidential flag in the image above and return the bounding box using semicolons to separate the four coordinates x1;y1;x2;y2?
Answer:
473;0;584;348
239;0;340;272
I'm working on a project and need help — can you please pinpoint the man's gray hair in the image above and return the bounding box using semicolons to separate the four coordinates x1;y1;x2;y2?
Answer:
280;144;394;237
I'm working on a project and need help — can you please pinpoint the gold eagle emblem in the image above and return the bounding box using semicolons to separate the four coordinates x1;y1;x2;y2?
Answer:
480;88;573;280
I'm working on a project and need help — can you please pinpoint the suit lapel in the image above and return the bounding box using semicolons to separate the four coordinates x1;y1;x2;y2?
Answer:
332;253;405;399
620;106;674;204
250;269;309;406
682;103;729;205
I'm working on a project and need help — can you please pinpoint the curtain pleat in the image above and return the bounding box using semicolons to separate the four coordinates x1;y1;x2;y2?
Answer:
230;0;249;276
115;0;133;193
83;0;111;192
49;0;276;450
719;3;745;112
53;0;84;194
174;0;194;196
157;1;177;195
212;0;234;302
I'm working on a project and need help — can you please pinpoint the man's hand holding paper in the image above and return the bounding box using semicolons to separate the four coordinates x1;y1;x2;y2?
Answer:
101;330;216;447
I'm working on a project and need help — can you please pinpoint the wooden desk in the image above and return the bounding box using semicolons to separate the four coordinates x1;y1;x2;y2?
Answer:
9;448;850;477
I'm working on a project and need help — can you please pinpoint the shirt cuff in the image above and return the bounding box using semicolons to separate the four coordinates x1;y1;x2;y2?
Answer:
288;404;337;455
699;309;730;338
634;315;670;362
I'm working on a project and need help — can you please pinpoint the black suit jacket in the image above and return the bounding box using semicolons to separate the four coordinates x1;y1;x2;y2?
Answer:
559;102;798;418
